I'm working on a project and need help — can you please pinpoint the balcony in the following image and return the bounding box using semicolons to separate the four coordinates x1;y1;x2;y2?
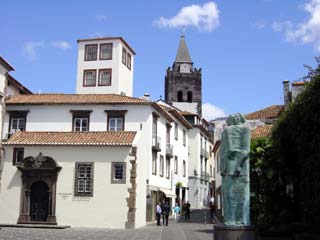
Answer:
200;171;210;182
166;143;173;158
152;135;161;152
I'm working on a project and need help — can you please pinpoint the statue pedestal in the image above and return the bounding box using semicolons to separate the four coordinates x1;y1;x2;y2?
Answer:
214;224;255;240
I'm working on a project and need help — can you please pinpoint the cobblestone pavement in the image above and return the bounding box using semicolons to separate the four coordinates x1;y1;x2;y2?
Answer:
0;209;213;240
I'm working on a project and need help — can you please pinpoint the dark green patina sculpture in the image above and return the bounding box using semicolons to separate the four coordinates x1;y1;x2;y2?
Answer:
220;113;250;225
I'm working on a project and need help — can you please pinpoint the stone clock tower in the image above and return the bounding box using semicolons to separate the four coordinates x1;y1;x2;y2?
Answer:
164;35;202;116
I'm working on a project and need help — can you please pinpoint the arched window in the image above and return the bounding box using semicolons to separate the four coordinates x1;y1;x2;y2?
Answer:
177;91;183;102
187;91;193;102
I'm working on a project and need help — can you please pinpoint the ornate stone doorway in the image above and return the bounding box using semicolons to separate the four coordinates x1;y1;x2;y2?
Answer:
30;181;49;222
17;153;61;225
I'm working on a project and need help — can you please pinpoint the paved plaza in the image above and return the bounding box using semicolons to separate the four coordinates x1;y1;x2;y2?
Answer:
0;209;213;240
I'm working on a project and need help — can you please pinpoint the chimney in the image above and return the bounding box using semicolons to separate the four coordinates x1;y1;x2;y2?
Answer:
283;80;291;107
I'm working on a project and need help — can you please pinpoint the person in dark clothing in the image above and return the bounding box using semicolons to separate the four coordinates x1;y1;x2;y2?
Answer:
162;201;170;226
185;201;191;220
161;201;165;225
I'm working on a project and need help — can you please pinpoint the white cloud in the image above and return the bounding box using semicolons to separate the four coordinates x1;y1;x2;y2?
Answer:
22;41;45;61
96;14;108;21
251;21;266;30
52;41;72;50
274;0;320;51
202;103;227;121
153;2;219;32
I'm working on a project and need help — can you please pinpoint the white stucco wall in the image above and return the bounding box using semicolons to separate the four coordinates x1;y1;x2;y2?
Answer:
0;145;141;228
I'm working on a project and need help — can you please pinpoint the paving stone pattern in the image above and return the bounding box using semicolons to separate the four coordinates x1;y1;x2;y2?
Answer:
0;209;214;240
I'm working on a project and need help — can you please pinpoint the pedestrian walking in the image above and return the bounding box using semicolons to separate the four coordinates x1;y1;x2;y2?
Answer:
184;201;191;220
209;196;215;219
156;202;162;226
173;204;181;221
162;201;170;226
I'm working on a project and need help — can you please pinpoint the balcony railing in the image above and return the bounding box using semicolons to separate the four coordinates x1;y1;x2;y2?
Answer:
152;135;161;152
200;171;210;182
166;143;173;158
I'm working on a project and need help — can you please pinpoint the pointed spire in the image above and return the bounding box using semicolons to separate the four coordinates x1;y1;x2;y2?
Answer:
175;35;192;63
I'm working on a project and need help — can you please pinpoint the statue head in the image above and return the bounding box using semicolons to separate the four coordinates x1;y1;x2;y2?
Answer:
226;113;246;126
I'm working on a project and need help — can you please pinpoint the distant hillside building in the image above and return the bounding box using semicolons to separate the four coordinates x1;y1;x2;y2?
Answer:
165;35;202;116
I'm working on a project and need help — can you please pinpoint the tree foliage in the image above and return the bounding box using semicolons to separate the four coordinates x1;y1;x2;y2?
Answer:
272;73;320;231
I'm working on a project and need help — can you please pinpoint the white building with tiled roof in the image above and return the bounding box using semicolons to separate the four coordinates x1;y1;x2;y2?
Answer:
0;38;193;229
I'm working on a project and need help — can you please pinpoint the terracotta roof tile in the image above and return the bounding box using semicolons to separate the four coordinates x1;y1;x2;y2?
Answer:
3;131;136;146
181;111;197;116
251;125;273;139
6;94;149;105
245;105;284;120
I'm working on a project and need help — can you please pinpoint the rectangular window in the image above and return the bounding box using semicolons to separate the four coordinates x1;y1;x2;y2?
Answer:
122;47;127;65
127;53;131;70
8;111;28;136
85;44;98;61
166;157;170;179
98;69;112;86
71;111;91;132
183;160;186;177
152;152;157;175
174;122;178;140
160;155;164;177
174;156;178;174
74;162;93;196
83;70;96;86
183;129;186;146
99;43;113;60
111;162;126;184
166;124;171;144
13;147;24;165
106;110;127;131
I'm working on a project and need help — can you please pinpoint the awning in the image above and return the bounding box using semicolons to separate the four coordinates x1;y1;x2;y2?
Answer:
159;188;176;198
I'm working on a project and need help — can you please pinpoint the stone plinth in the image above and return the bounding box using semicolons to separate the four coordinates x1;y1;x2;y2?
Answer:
214;224;255;240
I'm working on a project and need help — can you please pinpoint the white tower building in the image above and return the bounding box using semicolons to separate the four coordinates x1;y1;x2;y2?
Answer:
76;37;135;96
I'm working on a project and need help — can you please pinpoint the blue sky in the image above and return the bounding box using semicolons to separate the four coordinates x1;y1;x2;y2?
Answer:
1;0;320;120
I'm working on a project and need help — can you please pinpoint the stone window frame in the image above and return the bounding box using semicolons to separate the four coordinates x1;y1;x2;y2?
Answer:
98;68;112;86
74;162;94;197
111;162;126;184
105;110;127;131
70;110;92;132
84;44;98;61
122;47;127;65
8;110;29;136
159;155;164;177
174;156;178;174
83;69;97;87
152;151;157;175
127;53;131;70
174;122;178;140
183;160;186;177
166;157;170;179
99;43;113;60
13;147;24;165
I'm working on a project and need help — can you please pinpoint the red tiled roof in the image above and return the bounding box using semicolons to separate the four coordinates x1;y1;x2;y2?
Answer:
181;111;197;116
3;131;136;146
292;81;306;86
245;105;284;120
251;125;273;139
168;109;193;129
6;94;149;105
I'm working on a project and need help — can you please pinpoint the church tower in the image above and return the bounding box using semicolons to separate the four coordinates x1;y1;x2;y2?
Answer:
165;35;202;116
